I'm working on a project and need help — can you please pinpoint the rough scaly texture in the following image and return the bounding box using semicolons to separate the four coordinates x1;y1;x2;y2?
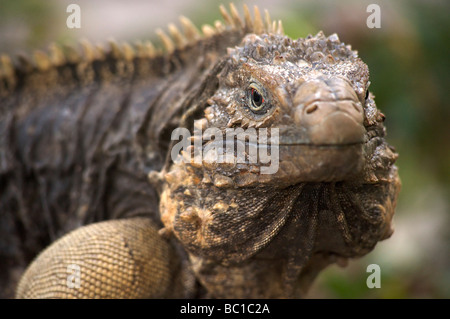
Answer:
0;4;400;298
16;218;188;298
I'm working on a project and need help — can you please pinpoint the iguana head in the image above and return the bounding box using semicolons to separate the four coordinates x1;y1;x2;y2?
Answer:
197;32;371;186
158;4;399;297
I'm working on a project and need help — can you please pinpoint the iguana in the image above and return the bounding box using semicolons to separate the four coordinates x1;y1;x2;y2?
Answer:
0;4;400;298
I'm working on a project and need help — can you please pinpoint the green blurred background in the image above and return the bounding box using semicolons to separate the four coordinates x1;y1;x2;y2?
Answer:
0;0;448;298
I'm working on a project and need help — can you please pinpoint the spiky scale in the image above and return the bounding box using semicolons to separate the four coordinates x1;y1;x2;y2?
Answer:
134;40;145;57
80;39;96;61
272;21;277;34
264;9;272;33
0;55;15;90
156;29;175;53
109;39;123;59
229;3;244;29
93;43;106;59
328;33;340;43
277;20;284;35
143;40;156;57
214;20;226;32
121;43;135;61
179;16;200;41
253;6;264;34
168;23;186;48
201;24;216;37
0;55;12;76
48;43;65;65
33;51;51;71
219;5;234;27
242;4;253;31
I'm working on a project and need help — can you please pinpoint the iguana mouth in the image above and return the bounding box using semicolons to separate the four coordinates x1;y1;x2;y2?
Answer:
279;142;363;146
276;143;364;183
277;111;365;147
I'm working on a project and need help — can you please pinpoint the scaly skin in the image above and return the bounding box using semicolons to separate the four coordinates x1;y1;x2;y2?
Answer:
0;4;400;298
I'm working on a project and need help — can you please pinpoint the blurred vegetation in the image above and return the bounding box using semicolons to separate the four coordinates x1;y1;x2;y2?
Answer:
0;0;448;298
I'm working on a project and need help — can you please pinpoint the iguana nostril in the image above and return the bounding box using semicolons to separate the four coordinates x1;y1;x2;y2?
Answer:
305;104;318;114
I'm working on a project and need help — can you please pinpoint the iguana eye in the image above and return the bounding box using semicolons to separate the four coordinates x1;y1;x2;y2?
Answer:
365;89;369;100
247;83;266;112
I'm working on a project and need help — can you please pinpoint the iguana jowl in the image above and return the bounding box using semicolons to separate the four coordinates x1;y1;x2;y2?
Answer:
0;4;400;298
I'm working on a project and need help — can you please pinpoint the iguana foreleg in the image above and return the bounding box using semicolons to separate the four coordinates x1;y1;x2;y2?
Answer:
16;218;190;298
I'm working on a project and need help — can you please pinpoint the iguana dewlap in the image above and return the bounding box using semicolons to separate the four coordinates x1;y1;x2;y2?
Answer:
0;4;400;298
